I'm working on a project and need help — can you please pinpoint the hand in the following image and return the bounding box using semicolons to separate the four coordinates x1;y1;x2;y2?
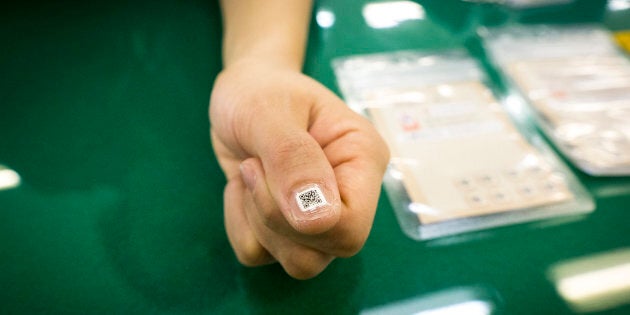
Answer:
209;60;389;279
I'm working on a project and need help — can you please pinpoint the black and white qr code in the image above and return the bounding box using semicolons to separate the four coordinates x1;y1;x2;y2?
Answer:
296;187;326;212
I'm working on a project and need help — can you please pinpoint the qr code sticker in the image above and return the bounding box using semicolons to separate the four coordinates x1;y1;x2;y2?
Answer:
296;187;327;212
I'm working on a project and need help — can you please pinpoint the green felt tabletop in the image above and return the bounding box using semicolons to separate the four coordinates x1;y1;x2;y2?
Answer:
1;0;630;314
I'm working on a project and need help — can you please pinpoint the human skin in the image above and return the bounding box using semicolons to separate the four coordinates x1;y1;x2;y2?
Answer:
210;0;389;279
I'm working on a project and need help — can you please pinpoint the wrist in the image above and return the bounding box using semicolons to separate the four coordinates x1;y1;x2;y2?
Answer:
219;0;312;72
223;53;302;75
224;57;303;74
223;36;306;72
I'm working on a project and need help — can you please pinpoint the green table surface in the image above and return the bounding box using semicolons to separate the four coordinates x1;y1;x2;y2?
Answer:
2;0;630;314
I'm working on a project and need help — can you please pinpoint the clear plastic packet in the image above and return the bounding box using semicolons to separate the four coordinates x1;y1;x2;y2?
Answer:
481;24;630;176
332;50;594;240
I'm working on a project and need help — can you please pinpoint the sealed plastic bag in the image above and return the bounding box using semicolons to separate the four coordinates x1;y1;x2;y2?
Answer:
333;50;593;239
482;24;630;176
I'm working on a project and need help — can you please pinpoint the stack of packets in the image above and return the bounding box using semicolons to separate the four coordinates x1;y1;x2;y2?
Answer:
482;24;630;175
333;50;593;240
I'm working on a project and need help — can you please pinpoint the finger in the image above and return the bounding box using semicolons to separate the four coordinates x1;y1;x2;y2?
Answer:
324;120;389;219
329;159;385;257
210;130;242;179
223;178;275;266
240;157;291;233
275;242;335;280
242;188;334;280
309;94;390;257
238;106;342;235
322;134;389;257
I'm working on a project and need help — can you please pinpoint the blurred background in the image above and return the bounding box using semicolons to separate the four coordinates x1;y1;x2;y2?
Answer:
1;1;629;314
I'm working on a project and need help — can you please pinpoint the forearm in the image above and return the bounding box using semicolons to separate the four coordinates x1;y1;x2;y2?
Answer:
219;0;313;71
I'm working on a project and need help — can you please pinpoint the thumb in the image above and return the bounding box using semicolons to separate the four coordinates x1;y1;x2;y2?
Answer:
240;118;341;235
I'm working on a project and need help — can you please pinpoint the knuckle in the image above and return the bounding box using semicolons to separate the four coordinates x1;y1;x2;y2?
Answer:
346;126;390;168
250;188;284;231
286;266;322;280
364;131;391;167
353;117;391;166
325;215;372;257
235;239;269;267
283;250;332;280
376;134;391;167
334;233;368;258
257;203;281;230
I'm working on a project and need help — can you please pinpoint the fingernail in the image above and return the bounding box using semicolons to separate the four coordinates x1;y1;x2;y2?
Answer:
240;162;257;192
289;183;339;222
